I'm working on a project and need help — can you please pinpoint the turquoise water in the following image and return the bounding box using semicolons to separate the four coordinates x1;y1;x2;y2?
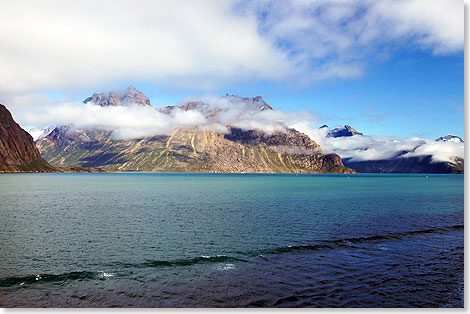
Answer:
0;173;464;307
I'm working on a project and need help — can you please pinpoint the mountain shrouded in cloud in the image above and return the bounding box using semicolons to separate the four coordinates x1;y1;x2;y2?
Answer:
19;86;463;173
314;125;464;173
18;87;320;141
435;135;464;143
31;87;355;173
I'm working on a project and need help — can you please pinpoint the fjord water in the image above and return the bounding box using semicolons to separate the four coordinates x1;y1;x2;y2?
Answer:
0;173;463;307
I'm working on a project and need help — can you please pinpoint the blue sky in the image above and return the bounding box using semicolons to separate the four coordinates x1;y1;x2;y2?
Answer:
97;47;463;140
0;0;464;140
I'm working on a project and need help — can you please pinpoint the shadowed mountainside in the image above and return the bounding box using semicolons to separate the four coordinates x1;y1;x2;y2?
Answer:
0;104;56;172
37;126;355;173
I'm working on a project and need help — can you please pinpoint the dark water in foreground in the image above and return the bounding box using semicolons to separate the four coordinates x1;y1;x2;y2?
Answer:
0;173;464;307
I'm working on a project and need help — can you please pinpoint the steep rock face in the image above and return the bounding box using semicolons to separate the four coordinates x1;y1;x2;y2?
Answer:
83;86;151;107
37;126;355;173
225;127;319;151
0;104;55;172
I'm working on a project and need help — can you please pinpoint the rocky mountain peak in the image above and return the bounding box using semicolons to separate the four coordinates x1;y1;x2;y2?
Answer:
83;86;152;107
435;134;464;143
163;94;273;117
328;125;363;138
223;94;273;111
28;126;55;142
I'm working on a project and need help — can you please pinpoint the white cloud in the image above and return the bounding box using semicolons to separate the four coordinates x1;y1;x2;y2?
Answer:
242;0;463;82
13;99;208;140
403;140;465;162
11;94;320;140
304;130;465;163
8;92;464;164
0;0;463;94
370;0;463;54
0;0;291;94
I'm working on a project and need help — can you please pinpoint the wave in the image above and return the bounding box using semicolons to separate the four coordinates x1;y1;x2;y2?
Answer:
0;256;248;288
0;271;113;288
0;225;461;288
265;224;464;254
121;255;248;269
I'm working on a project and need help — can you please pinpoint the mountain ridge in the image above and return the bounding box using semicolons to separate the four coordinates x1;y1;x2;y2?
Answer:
36;88;355;174
37;125;355;173
324;125;464;174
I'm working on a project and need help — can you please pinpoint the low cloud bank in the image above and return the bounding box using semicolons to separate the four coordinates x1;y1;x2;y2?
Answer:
9;95;463;164
17;101;206;140
302;128;464;164
13;95;319;141
194;95;320;136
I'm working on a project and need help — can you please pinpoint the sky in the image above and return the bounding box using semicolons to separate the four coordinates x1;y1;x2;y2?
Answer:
0;0;464;140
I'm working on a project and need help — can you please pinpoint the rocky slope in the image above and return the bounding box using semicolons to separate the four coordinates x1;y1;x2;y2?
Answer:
0;104;56;172
37;126;354;173
36;89;355;174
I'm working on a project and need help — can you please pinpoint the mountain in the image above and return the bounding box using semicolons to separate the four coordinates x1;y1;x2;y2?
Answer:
0;104;56;172
83;85;151;107
435;134;464;143
224;94;274;111
36;88;355;174
28;126;55;141
37;126;354;174
325;125;464;174
327;125;363;137
162;94;273;116
343;156;464;174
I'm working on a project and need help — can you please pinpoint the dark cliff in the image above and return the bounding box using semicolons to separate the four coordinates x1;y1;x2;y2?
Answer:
0;104;56;172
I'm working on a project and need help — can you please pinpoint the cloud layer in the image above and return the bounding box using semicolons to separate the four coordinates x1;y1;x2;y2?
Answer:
243;0;463;81
304;128;464;164
0;0;463;94
14;95;319;141
13;94;463;164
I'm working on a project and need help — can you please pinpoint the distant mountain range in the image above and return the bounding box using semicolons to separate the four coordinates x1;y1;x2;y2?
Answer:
2;86;462;174
33;87;355;174
321;125;464;174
